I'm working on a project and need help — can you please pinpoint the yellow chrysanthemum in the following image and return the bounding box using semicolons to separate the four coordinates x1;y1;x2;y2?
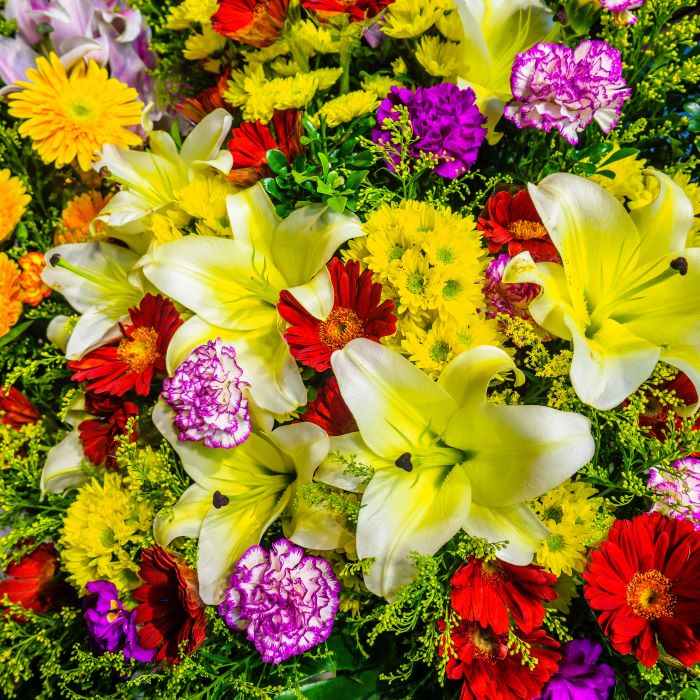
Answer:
535;519;587;576
54;191;111;246
416;36;468;78
166;0;218;29
362;75;397;99
8;54;143;171
59;472;152;593
391;57;408;77
435;6;463;42
289;20;340;55
0;253;23;337
313;91;380;128
175;174;236;229
382;0;450;39
149;213;184;243
184;25;227;70
0;169;30;243
402;314;503;377
535;479;599;530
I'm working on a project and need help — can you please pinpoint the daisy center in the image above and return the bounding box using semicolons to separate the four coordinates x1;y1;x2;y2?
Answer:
318;307;365;351
117;327;160;373
508;219;547;240
63;96;98;122
469;625;503;662
626;569;676;620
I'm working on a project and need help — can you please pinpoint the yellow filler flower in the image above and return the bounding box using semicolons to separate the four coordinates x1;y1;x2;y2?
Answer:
0;169;30;244
8;53;143;171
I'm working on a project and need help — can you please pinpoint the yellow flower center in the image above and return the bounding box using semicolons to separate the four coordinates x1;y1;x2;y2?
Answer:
117;327;160;373
318;307;365;350
626;569;676;620
470;625;501;661
508;219;548;240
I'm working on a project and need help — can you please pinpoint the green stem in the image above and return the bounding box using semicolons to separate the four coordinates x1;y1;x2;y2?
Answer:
339;38;354;95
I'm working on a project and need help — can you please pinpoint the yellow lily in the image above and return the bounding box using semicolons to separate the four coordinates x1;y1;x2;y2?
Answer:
504;171;700;412
152;400;346;605
453;0;556;142
141;184;363;414
317;339;594;599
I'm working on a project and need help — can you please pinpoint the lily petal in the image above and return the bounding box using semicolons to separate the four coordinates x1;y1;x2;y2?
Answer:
462;502;550;566
154;484;211;544
285;266;335;321
40;430;88;496
331;338;457;458
631;171;694;260
438;345;524;409
179;108;233;166
357;463;472;599
226;184;280;256
444;402;594;506
268;422;329;483
316;432;390;492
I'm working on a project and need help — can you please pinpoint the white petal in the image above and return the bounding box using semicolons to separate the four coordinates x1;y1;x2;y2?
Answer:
179;109;234;166
153;484;211;545
284;267;335;321
40;430;87;495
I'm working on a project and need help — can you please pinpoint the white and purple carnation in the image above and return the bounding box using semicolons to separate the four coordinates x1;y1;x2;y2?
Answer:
82;580;155;662
161;338;251;449
218;539;341;664
537;639;615;700
504;40;632;145
482;254;541;319
372;83;487;179
600;0;646;25
647;458;700;530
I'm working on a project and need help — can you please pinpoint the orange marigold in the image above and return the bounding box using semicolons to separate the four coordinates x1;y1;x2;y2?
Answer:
18;252;52;307
0;253;23;337
54;191;112;245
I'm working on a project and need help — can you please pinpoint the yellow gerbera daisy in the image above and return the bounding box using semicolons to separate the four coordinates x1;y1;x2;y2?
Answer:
0;253;23;338
0;169;30;244
8;53;143;171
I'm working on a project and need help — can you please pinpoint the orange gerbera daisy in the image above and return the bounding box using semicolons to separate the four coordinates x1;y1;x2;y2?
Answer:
54;191;112;245
0;253;23;338
0;169;30;244
18;252;52;307
8;53;143;171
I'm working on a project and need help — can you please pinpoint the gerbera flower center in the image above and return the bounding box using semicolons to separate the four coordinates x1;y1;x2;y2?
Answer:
65;98;97;121
508;219;548;240
117;327;160;373
318;307;365;350
470;625;502;661
480;558;504;583
626;569;676;620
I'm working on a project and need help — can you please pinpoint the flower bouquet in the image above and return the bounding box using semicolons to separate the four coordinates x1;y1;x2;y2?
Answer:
0;0;699;698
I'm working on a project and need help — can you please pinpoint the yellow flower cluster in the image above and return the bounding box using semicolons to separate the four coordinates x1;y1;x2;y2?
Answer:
59;472;152;593
673;172;700;243
184;25;228;72
346;200;502;376
313;91;379;128
381;0;452;39
416;35;468;78
166;0;219;30
225;64;343;123
533;479;612;577
0;169;30;244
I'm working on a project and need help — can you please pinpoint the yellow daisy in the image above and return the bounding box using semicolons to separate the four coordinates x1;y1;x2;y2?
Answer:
535;520;587;577
313;91;380;128
0;253;23;338
0;169;30;244
8;53;143;171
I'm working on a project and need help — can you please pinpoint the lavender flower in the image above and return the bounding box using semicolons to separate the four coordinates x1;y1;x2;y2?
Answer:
162;339;251;449
482;254;540;319
83;580;155;662
218;539;341;664
538;639;615;700
504;40;631;145
0;0;157;109
648;458;700;530
600;0;646;25
372;83;487;179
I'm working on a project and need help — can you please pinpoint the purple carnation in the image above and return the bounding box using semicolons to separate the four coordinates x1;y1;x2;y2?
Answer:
372;83;487;179
538;639;615;700
647;458;700;530
504;40;632;145
218;539;341;664
482;254;540;319
162;338;251;449
600;0;646;25
83;580;155;662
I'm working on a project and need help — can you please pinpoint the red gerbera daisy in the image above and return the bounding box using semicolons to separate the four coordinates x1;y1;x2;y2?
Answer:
228;109;303;187
68;294;182;397
636;371;699;441
176;69;233;125
301;0;394;22
442;621;560;700
278;259;396;372
0;386;40;428
450;556;557;635
302;376;358;436
78;393;139;469
584;512;700;668
477;189;560;263
212;0;289;47
0;543;68;614
133;546;207;664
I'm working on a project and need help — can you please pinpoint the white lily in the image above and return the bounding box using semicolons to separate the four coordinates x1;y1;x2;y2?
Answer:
504;171;700;412
317;339;594;599
152;400;346;604
41;241;145;360
454;0;555;142
142;184;364;414
94;108;234;249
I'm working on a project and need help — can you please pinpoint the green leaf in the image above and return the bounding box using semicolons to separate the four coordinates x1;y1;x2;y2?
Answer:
0;320;33;348
599;147;639;167
170;120;182;149
266;149;289;175
344;170;369;191
262;177;283;200
684;101;700;117
326;195;348;212
273;671;381;700
679;689;700;700
318;152;331;177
